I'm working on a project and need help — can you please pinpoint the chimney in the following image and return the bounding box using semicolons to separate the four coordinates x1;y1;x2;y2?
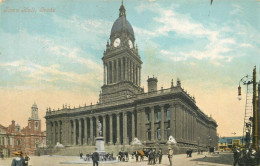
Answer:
147;75;158;92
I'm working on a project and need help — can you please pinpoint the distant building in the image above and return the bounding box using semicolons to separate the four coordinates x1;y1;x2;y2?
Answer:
45;3;218;153
0;103;46;157
218;136;245;151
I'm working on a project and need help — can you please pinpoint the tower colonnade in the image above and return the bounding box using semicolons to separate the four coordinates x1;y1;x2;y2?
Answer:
103;57;141;86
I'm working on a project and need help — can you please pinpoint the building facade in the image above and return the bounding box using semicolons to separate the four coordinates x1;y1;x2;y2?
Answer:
0;103;46;157
45;3;218;152
218;136;245;151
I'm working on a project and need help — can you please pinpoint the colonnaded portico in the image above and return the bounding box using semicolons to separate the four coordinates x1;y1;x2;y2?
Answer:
45;3;217;154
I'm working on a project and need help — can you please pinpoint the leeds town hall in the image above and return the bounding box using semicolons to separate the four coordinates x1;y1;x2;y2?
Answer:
45;3;218;153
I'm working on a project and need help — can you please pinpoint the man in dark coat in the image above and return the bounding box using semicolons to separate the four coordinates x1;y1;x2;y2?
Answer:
92;152;99;166
158;149;162;164
24;153;30;166
233;147;240;166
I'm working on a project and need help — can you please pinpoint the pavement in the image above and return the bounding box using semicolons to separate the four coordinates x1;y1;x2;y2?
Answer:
0;152;233;166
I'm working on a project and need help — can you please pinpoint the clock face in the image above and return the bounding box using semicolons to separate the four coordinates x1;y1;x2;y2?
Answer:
128;40;133;48
113;38;120;47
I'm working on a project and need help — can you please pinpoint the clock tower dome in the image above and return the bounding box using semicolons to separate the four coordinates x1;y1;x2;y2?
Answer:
100;2;143;103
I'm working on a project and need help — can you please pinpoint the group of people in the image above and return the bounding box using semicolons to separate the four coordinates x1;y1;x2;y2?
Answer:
133;147;173;166
147;149;163;165
11;151;30;166
233;146;258;166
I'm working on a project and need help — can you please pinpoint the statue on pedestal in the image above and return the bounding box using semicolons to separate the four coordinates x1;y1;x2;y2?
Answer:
97;120;102;136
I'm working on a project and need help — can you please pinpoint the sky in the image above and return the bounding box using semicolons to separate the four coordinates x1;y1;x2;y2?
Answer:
0;0;259;137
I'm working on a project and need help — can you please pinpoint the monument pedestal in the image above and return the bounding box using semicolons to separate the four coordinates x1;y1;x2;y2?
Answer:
96;137;105;155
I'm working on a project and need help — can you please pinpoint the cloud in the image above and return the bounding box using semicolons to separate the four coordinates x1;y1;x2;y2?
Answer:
239;43;253;48
39;38;102;71
0;60;24;67
135;3;238;65
230;4;243;15
52;14;112;50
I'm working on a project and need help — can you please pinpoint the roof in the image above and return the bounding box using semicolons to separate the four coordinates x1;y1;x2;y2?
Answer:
110;4;134;37
32;102;37;108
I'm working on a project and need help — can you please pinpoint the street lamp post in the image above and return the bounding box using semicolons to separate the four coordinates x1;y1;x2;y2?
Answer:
238;66;258;151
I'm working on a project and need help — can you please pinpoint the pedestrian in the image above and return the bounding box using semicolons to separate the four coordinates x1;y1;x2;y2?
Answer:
80;152;83;159
24;153;30;166
153;149;156;164
168;147;173;166
158;149;162;164
186;150;189;157
0;153;4;159
11;151;25;166
233;147;240;166
189;149;193;157
135;151;139;162
92;151;99;166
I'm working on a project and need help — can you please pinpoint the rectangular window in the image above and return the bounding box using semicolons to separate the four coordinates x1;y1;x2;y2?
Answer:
167;109;171;121
148;113;151;123
158;111;161;122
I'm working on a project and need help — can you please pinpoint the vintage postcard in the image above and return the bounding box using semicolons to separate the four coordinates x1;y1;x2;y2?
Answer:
0;0;259;166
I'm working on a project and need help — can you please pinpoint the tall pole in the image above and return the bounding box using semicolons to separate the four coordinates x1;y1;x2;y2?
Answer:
253;66;258;150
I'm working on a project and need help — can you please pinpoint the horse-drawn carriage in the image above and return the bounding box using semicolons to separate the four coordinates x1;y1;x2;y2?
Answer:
133;147;157;162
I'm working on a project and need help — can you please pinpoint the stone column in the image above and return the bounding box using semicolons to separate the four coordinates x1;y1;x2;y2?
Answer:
54;122;57;145
121;58;124;81
135;65;138;85
46;122;51;146
79;119;82;145
131;111;135;140
133;63;135;84
57;121;60;144
73;119;77;145
103;115;106;143
136;109;142;140
84;118;88;145
139;66;141;87
111;61;114;83
90;117;93;145
116;59;119;82
67;121;70;145
128;58;130;81
103;63;105;85
151;107;155;141
125;58;127;81
176;104;181;140
116;113;120;144
109;115;113;144
141;109;146;141
108;63;111;84
123;112;128;144
161;105;165;141
96;117;99;138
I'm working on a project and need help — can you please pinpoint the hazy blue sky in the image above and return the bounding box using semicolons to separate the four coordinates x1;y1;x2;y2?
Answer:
0;0;259;137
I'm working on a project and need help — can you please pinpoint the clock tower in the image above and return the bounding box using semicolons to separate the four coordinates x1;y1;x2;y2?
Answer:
100;2;143;103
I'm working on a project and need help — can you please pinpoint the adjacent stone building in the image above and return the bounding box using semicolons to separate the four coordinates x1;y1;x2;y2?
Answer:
45;3;218;153
0;103;46;157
